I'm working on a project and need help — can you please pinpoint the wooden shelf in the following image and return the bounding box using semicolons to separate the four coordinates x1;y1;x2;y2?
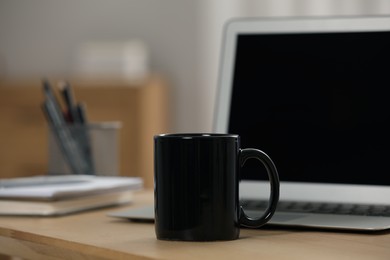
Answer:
0;76;170;188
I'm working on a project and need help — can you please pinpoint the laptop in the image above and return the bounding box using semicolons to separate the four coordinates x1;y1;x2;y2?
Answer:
111;16;390;231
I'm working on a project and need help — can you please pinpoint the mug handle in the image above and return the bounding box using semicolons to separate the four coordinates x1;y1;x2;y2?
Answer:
239;148;280;228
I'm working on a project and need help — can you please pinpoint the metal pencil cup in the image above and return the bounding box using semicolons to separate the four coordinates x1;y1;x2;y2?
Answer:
47;122;122;176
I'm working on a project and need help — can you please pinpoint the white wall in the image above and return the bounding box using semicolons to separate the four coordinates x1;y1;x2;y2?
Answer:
0;0;201;132
1;0;390;132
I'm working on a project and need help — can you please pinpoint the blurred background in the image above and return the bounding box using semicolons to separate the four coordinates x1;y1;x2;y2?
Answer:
1;0;390;132
1;2;390;256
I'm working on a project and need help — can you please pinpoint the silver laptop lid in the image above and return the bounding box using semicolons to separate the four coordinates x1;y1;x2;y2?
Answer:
214;16;390;204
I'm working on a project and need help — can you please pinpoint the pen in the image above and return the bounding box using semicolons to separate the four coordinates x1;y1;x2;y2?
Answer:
58;81;82;123
75;102;95;174
42;79;63;118
76;102;88;123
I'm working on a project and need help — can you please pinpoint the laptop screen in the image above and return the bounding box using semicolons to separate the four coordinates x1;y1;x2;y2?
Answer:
228;30;390;185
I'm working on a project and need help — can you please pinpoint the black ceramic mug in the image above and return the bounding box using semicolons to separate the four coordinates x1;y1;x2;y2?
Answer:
154;133;279;241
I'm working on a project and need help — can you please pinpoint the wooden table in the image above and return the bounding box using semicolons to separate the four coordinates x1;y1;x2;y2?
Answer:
0;190;389;260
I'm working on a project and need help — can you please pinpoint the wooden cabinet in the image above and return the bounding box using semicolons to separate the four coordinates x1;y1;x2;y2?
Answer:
0;76;170;188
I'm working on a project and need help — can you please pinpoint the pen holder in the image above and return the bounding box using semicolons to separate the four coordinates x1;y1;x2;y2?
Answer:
47;122;122;176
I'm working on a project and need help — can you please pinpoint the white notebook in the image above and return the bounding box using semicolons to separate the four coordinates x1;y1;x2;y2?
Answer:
0;175;143;216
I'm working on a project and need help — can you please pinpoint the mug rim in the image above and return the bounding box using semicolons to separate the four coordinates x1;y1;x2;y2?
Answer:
155;133;239;139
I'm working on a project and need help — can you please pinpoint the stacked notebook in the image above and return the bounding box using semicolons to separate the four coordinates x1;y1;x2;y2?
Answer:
0;175;142;216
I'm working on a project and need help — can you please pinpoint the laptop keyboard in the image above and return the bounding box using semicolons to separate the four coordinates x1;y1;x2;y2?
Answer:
240;199;390;217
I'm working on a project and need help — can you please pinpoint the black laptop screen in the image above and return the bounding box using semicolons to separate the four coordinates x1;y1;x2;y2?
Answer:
229;32;390;185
